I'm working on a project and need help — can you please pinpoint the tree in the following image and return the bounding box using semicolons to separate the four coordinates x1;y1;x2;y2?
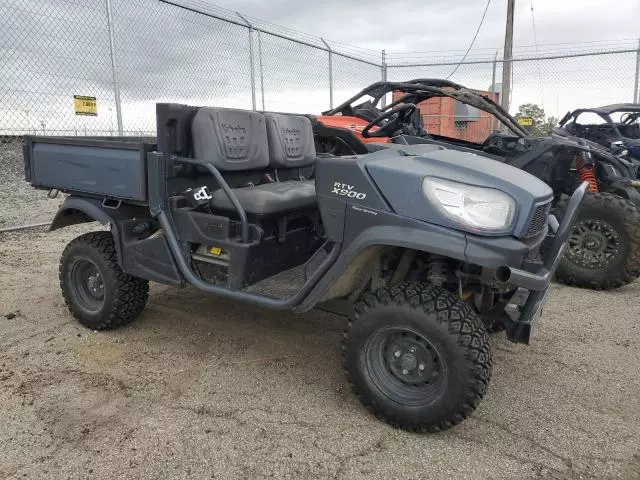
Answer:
514;103;559;136
543;116;559;135
515;103;546;135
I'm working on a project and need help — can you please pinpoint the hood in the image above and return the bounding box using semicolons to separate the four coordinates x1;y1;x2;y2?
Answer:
363;146;552;238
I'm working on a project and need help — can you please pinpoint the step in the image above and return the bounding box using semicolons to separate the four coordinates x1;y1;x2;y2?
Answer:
243;264;306;299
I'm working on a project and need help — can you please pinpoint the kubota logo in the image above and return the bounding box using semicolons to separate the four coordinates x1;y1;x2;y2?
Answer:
221;124;246;137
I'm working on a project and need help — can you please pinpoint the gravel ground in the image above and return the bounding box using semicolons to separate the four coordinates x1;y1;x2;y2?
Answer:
1;142;640;479
0;142;61;230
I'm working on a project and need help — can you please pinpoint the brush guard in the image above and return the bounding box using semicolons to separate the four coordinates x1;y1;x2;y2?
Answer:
502;182;588;344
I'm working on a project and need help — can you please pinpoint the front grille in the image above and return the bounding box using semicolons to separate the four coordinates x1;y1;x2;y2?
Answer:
525;201;551;238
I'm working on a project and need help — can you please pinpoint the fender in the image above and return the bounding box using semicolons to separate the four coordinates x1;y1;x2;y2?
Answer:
294;223;469;313
50;196;117;231
294;220;541;313
606;180;640;207
48;196;155;276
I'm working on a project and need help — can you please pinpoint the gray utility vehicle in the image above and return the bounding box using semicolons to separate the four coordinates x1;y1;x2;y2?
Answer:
23;104;586;432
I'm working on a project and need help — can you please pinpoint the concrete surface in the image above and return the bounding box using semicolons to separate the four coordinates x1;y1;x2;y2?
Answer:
0;142;60;229
1;226;639;480
1;141;639;479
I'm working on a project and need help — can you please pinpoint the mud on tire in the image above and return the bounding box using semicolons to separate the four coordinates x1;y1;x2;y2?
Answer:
342;282;492;432
555;192;640;290
59;232;149;330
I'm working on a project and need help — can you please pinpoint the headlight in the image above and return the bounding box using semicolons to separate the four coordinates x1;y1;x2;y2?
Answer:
422;177;516;233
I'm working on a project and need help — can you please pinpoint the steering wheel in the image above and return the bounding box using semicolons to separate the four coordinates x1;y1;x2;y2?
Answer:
481;132;506;156
481;132;528;156
361;103;417;138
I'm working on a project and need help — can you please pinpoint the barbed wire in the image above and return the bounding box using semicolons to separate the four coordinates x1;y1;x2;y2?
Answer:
385;41;640;62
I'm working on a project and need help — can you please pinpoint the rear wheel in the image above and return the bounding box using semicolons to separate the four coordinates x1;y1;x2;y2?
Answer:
343;283;492;432
555;192;640;289
59;232;149;330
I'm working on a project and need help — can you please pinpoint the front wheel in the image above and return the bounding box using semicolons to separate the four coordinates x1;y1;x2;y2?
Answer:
343;283;492;432
555;192;640;290
59;232;149;330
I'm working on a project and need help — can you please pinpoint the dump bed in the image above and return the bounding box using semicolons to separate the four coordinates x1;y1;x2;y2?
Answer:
23;136;156;202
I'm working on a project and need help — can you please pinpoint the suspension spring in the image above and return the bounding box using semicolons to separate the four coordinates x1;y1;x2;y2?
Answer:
576;155;599;193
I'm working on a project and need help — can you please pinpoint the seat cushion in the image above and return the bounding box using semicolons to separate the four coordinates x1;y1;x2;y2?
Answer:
210;181;316;215
192;107;269;171
264;113;316;168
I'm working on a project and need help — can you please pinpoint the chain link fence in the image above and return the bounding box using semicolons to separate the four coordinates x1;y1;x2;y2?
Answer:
0;0;384;147
1;0;640;153
389;48;640;123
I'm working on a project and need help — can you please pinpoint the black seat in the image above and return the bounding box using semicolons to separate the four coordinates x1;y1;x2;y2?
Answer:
264;112;316;170
209;181;316;215
191;108;317;215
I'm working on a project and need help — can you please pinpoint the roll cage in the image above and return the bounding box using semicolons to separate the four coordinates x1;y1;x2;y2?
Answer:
321;79;529;137
558;105;640;142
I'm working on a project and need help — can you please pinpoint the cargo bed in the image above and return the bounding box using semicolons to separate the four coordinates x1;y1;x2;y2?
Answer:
23;136;157;202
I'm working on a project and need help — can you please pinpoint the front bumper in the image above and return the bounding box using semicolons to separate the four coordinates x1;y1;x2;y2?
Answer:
502;182;588;343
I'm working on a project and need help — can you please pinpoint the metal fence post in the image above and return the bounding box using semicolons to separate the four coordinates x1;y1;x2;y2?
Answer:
105;0;123;135
491;50;498;130
381;49;387;107
321;38;333;109
258;30;265;110
237;12;256;110
491;51;498;93
634;38;640;103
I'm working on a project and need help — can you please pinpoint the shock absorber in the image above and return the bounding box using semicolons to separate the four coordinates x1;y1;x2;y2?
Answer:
426;256;448;286
576;153;599;193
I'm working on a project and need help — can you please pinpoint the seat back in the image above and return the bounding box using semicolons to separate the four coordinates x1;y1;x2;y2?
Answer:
264;113;316;169
191;107;270;171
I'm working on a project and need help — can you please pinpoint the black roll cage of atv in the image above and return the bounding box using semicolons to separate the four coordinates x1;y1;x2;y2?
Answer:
557;104;640;143
322;78;530;138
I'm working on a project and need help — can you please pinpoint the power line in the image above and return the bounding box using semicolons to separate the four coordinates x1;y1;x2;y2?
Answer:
446;0;492;79
529;0;544;108
529;0;540;54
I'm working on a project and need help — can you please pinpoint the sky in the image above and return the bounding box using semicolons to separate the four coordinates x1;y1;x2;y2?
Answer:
1;0;639;135
211;0;639;54
207;0;640;119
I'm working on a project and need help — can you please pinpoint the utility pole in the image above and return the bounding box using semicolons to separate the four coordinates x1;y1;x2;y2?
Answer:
500;0;515;114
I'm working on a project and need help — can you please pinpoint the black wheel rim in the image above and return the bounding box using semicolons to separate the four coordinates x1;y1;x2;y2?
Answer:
70;258;105;313
364;327;447;406
565;218;623;269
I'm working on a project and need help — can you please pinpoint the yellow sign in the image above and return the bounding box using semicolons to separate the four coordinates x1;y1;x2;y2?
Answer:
517;116;533;126
74;95;97;116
